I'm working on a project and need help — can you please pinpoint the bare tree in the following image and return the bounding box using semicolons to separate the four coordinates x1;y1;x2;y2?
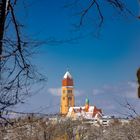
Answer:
0;0;45;122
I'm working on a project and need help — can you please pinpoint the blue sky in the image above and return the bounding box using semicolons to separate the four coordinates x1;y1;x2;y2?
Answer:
14;0;140;117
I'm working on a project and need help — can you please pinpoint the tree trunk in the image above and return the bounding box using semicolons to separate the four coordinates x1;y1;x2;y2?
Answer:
0;0;7;57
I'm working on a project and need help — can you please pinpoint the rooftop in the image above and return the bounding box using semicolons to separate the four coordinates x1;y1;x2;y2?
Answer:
63;71;72;79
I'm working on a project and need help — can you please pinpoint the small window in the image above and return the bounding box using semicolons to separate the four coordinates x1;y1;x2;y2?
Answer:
68;90;72;93
68;97;72;100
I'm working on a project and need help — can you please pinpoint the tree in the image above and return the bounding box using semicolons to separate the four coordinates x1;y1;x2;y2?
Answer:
0;0;44;122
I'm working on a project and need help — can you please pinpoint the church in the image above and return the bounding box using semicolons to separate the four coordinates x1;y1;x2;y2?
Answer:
60;71;102;120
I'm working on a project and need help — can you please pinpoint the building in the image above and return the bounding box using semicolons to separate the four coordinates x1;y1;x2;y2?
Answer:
67;98;102;120
60;71;102;120
60;71;75;115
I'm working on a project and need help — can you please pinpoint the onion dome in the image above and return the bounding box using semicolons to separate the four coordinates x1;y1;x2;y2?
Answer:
85;97;89;112
85;97;89;105
62;71;73;86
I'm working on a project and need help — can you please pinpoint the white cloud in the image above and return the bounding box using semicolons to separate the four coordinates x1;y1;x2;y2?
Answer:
92;81;138;99
90;81;140;116
48;87;61;96
127;81;138;88
93;89;103;95
75;89;84;96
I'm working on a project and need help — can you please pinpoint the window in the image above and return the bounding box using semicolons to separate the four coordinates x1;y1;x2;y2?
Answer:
63;97;65;100
68;97;72;101
68;97;72;106
68;90;72;93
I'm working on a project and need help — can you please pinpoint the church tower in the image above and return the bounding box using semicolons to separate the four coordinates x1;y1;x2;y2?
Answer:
60;71;75;115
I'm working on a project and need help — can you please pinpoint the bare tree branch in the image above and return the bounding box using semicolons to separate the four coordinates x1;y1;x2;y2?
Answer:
79;0;96;26
66;0;138;29
0;0;45;123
